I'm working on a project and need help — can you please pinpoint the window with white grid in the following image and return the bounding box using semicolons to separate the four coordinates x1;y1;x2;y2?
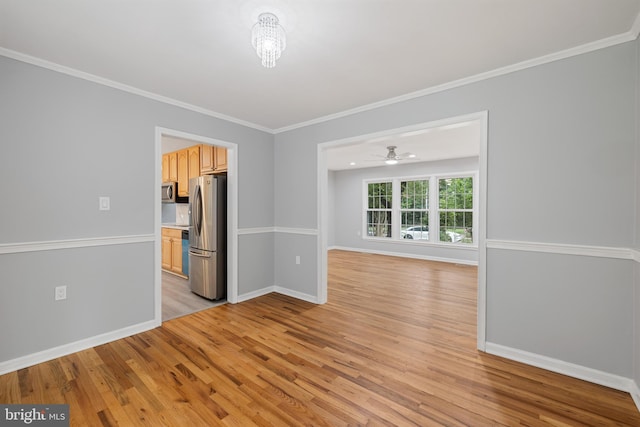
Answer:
366;181;392;238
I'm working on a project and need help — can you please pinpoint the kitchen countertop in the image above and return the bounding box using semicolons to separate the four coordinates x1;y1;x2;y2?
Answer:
162;223;189;231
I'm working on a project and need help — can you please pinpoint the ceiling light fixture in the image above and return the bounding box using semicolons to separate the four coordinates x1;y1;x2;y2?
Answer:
385;146;400;165
251;12;286;68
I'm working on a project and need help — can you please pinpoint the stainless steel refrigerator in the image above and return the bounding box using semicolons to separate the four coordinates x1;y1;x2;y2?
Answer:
188;175;226;300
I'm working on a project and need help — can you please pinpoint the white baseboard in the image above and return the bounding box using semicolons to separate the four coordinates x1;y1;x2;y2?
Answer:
485;342;635;393
631;380;640;414
0;319;159;376
237;285;320;304
236;286;276;303
330;245;478;266
274;286;320;304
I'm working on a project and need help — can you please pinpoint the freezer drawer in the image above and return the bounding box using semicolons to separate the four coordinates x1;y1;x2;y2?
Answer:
188;248;226;300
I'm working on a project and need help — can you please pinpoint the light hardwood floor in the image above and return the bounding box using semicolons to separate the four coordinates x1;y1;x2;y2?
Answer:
1;250;639;425
162;271;225;321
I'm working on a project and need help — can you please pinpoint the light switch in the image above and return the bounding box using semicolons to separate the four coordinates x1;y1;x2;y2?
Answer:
99;196;110;211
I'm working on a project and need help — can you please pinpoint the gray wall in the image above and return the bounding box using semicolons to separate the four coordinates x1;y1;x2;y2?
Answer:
330;157;478;263
327;171;336;247
1;35;638;386
274;40;638;377
0;55;274;364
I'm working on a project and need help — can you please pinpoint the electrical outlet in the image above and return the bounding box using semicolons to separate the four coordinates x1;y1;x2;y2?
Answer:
55;285;67;301
296;255;301;265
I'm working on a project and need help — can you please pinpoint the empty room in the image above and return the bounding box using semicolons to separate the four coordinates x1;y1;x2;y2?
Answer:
1;1;640;425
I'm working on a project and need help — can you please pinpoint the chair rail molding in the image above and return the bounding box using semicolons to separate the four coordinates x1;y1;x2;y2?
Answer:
486;239;634;260
0;234;155;254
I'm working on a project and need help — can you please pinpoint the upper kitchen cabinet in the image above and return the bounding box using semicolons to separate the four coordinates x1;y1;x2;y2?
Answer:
200;144;227;174
214;146;227;172
162;146;202;197
162;154;169;183
170;152;178;182
188;146;200;181
162;152;178;183
177;149;189;197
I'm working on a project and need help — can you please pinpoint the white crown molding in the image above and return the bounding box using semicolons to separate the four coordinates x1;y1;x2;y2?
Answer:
0;47;273;134
3;12;639;137
0;319;158;376
486;239;633;260
274;27;640;134
485;342;635;394
0;234;154;254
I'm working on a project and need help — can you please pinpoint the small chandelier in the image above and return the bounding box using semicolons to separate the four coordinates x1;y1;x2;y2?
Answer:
251;12;286;68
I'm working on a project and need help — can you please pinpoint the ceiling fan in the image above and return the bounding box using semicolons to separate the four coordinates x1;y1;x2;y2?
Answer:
377;145;414;165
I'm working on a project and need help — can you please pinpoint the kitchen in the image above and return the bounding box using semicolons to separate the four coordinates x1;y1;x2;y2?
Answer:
161;136;228;320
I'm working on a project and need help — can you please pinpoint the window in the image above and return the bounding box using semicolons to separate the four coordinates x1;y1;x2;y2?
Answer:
364;175;475;245
438;177;473;243
366;182;392;238
400;179;429;240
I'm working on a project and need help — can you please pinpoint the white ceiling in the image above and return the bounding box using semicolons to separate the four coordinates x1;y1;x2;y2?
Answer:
1;1;639;134
326;119;482;170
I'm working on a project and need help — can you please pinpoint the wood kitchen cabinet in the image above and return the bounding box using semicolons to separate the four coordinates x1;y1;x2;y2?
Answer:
162;152;178;183
214;146;227;172
177;149;189;197
169;152;178;182
162;227;184;277
163;144;218;198
162;154;170;183
163;147;198;197
200;144;215;174
200;144;227;174
188;145;200;181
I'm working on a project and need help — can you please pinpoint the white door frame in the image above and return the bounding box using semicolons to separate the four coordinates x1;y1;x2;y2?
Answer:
154;127;239;325
316;111;488;350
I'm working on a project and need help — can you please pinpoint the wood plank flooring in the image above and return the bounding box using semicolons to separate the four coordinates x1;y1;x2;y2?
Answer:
2;249;639;426
162;271;225;321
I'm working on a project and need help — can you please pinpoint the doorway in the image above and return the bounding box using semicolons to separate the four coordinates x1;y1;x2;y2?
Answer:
154;127;239;324
316;111;488;349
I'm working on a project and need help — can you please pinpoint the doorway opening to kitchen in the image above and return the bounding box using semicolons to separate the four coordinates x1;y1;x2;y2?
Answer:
155;127;238;322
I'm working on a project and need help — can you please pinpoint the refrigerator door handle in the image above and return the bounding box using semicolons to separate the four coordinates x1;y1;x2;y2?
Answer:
194;184;202;236
189;250;211;258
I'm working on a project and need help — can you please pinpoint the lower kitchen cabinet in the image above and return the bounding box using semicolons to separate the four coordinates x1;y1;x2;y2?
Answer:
162;227;185;277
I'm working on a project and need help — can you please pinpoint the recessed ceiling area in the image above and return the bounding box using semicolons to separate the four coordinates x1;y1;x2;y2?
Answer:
0;1;638;131
326;120;481;171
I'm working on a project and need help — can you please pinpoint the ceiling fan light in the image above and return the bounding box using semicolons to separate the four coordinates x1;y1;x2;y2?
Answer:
385;159;398;165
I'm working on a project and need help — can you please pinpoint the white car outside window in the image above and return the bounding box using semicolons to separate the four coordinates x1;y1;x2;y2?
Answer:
401;226;429;240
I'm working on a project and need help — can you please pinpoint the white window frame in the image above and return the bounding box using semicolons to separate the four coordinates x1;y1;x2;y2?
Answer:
435;174;477;245
363;172;478;247
398;178;430;241
364;180;394;239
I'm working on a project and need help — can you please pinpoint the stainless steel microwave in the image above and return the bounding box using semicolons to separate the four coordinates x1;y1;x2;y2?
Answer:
161;182;177;203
